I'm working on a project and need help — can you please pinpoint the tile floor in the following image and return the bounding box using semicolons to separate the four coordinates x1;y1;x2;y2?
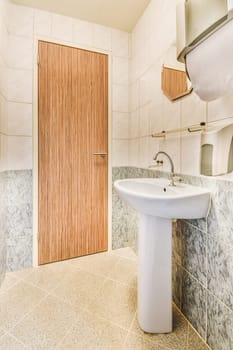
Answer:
0;247;210;350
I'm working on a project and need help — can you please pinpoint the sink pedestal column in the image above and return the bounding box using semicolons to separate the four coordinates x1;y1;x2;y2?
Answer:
138;214;172;333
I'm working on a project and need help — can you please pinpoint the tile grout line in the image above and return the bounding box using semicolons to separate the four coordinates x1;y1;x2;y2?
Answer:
176;258;233;315
54;316;78;350
4;291;51;346
55;265;134;349
185;324;190;350
207;289;233;314
175;263;207;290
182;219;207;234
122;310;137;348
173;304;211;350
1;330;31;349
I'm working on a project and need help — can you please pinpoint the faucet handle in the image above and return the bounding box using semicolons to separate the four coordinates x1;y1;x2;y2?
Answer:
148;160;164;169
173;175;182;183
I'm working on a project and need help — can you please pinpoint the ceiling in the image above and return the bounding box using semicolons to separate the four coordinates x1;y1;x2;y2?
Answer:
12;0;151;32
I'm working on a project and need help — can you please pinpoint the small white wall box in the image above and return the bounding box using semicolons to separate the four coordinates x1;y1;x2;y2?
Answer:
201;124;233;176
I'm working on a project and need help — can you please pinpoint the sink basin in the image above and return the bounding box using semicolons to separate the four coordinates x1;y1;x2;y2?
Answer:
114;177;211;334
114;178;211;219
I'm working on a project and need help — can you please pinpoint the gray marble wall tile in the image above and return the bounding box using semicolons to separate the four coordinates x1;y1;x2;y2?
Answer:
127;206;139;253
180;221;207;286
112;168;131;249
0;236;6;285
6;204;32;238
7;235;32;271
181;270;207;339
112;191;130;249
0;172;7;287
207;234;233;310
185;218;207;233
187;325;210;350
207;180;233;246
207;292;233;350
172;220;183;265
6;170;32;206
4;170;33;272
172;261;182;309
127;167;151;179
112;167;129;180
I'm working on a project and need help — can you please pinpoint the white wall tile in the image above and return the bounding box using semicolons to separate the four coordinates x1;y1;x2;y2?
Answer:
148;137;159;164
139;137;150;168
0;133;8;172
158;135;181;174
8;35;33;69
208;93;233;122
112;112;128;139
72;19;93;47
130;57;140;83
112;84;129;113
128;139;139;166
111;29;129;58
139;71;153;107
0;56;7;99
162;99;181;131
7;102;32;136
112;140;128;166
0;20;8;62
51;14;73;42
0;0;8;27
130;81;139;112
93;24;111;51
8;68;32;103
7;136;32;170
129;110;139;138
0;93;7;133
112;56;128;85
181;93;207;128
181;133;202;175
139;104;150;137
34;10;52;37
149;102;164;134
8;4;34;37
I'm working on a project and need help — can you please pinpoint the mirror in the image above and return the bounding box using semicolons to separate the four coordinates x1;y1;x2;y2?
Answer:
161;45;192;101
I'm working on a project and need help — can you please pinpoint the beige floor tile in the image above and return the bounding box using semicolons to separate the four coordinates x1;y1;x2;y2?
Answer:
88;279;137;329
58;309;127;350
23;260;72;292
0;328;5;339
111;247;137;260
0;274;20;295
11;294;80;350
0;281;46;331
52;267;105;308
187;325;210;350
0;334;28;350
9;268;34;281
123;333;160;350
130;307;188;350
69;252;120;278
109;257;137;288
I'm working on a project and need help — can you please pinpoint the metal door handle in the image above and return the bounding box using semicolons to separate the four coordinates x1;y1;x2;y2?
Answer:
93;152;108;156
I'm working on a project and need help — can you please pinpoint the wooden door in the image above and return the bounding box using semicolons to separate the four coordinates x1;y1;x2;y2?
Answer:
38;41;108;265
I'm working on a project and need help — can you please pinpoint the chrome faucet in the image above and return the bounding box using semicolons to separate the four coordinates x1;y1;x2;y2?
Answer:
153;151;176;186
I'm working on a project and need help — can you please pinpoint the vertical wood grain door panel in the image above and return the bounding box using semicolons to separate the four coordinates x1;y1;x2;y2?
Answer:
38;41;108;265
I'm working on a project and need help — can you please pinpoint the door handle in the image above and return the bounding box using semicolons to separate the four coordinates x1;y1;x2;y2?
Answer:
93;152;108;156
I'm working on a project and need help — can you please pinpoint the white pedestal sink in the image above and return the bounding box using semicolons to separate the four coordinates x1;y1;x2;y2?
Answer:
114;178;211;333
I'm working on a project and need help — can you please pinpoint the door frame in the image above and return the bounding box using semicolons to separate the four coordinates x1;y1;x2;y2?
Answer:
32;37;112;267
